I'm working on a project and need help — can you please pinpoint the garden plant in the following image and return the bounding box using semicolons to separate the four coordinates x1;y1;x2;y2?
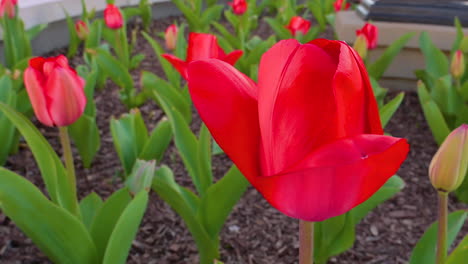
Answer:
0;0;467;264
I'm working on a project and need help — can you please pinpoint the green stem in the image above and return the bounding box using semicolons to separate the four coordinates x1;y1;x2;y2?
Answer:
58;126;77;203
299;220;314;264
436;191;448;264
455;78;461;92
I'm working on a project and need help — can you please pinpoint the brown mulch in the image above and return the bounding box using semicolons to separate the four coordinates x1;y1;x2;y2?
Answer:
1;14;467;264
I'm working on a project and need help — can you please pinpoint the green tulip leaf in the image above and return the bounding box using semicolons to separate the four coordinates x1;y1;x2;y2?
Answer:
419;32;449;79
417;84;451;145
90;188;132;262
140;118;173;163
0;168;98;264
410;210;468;264
198;165;249;238
368;32;415;80
0;76;16;165
447;234;468;264
265;17;291;40
69;115;101;168
80;192;104;231
102;191;149;264
379;92;405;128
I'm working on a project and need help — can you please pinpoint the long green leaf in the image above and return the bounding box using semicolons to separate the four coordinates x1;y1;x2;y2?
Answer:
447;234;468;264
417;84;451;144
197;124;213;196
140;118;172;162
69;115;100;168
102;191;149;264
0;168;98;264
379;92;405;128
0;76;16;165
368;32;414;80
90;188;132;262
80;192;104;231
198;166;249;238
410;210;467;264
419;32;449;79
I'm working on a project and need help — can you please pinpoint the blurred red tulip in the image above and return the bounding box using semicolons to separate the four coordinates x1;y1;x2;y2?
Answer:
285;16;311;36
104;4;123;29
75;20;89;40
356;22;378;50
228;0;247;15
165;24;178;51
186;39;409;221
162;32;243;80
334;0;351;12
0;0;17;18
24;55;86;127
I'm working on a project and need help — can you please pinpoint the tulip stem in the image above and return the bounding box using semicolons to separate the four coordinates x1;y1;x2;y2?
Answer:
436;191;448;264
299;220;314;264
58;126;77;202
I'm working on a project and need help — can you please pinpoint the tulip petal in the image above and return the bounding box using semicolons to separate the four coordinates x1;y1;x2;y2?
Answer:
46;68;86;127
23;68;54;127
257;39;338;176
187;59;261;179
310;39;383;137
252;134;409;221
186;33;219;62
222;50;243;66
161;54;188;80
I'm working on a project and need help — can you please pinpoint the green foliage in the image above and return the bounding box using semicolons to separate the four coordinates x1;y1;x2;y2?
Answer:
410;210;468;264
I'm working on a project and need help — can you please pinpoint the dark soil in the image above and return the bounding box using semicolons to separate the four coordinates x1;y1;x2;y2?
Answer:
1;14;467;264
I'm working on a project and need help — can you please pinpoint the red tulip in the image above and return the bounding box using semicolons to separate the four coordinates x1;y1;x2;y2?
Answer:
24;55;86;127
285;16;311;36
162;32;243;80
165;24;178;51
0;0;17;18
104;4;123;29
356;22;378;50
334;0;351;12
186;39;409;221
75;20;89;40
228;0;247;15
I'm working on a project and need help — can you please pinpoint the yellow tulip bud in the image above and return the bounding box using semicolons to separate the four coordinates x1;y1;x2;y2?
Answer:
353;34;368;60
429;124;468;192
451;50;465;80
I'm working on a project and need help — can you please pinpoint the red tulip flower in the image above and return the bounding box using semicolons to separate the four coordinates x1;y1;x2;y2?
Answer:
285;16;311;36
162;32;243;80
356;22;378;50
334;0;351;12
228;0;247;15
0;0;17;18
104;4;123;29
165;24;178;51
75;20;89;40
186;39;409;221
24;55;86;127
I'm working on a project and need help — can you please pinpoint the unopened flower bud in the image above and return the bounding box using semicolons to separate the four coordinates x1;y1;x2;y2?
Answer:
451;50;465;80
429;124;468;192
164;24;178;51
75;20;89;40
353;34;368;60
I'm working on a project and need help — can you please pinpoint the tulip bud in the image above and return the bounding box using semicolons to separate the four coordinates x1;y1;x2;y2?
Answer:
356;23;378;50
451;50;465;80
125;159;155;196
334;0;350;12
0;0;17;18
285;16;311;37
104;4;123;30
353;34;368;60
228;0;247;15
429;124;468;192
75;20;89;40
164;24;178;51
23;55;87;127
